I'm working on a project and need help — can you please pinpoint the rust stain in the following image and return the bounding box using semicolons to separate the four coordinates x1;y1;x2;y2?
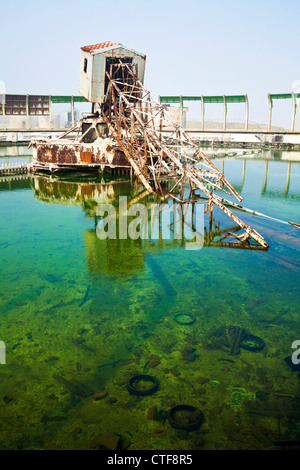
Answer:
80;151;92;164
33;142;130;168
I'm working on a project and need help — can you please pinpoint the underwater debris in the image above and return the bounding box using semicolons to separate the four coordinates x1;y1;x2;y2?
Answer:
52;374;93;397
230;326;244;355
264;307;290;324
71;337;96;352
79;285;91;307
196;376;210;385
3;395;13;404
147;354;161;369
255;390;270;401
174;314;196;325
256;367;268;385
208;380;221;387
45;274;60;284
168;405;204;432
184;334;198;345
249;428;276;449
146;255;177;297
40;414;67;424
127;374;159;396
91;431;121;450
107;397;118;404
284;356;300;372
93;390;108;401
239;334;265;352
146;406;164;421
227;387;256;407
204;325;241;352
168;368;181;377
158;410;169;424
41;273;61;284
161;341;176;353
217;358;235;364
181;345;197;363
204;325;265;355
98;359;121;368
44;356;60;363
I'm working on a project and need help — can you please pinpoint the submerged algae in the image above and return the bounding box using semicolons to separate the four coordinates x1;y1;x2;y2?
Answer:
227;387;256;407
0;156;299;450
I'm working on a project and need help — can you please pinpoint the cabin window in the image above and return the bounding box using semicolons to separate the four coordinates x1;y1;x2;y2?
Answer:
84;58;88;73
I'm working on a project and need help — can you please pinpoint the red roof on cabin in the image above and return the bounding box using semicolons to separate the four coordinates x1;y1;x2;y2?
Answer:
81;42;120;53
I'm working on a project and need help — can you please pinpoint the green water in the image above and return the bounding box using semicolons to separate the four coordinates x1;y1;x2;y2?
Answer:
0;149;299;450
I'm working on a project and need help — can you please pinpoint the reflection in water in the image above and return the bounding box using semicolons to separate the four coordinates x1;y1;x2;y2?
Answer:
219;152;300;201
0;154;299;451
32;175;269;279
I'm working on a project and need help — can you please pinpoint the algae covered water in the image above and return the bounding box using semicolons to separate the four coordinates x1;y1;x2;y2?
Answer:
0;148;299;450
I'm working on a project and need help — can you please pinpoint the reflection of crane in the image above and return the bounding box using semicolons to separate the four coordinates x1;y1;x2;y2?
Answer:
32;175;268;260
101;61;268;248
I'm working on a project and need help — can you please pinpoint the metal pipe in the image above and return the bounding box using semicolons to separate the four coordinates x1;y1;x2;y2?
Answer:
180;95;183;128
223;95;227;131
291;92;296;132
268;94;272;131
26;94;29;130
49;95;52;130
71;96;75;127
2;95;6;130
245;95;249;131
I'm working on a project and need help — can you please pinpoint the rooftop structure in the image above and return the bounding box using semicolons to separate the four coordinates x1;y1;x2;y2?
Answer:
79;42;146;104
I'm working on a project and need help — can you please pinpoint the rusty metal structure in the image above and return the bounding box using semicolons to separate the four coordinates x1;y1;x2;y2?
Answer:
31;42;269;249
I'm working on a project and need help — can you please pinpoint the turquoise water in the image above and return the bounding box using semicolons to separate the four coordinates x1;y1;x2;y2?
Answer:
0;148;299;450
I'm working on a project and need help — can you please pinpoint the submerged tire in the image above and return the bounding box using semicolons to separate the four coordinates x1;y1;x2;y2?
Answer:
127;375;159;396
168;405;204;432
239;334;265;352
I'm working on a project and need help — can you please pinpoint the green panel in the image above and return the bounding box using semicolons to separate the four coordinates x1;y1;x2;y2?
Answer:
73;96;89;102
225;95;246;103
51;96;71;103
160;95;246;104
160;96;181;103
270;93;292;100
270;93;300;100
182;96;202;101
51;96;89;103
203;96;224;103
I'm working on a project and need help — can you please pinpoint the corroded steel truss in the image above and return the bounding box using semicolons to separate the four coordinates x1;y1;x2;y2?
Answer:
102;61;269;249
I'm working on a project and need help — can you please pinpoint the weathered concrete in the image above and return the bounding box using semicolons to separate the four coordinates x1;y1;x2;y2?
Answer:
184;129;300;150
2;128;300;150
0;129;76;144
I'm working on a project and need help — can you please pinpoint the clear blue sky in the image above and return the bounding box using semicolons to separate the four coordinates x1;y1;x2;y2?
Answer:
1;0;299;127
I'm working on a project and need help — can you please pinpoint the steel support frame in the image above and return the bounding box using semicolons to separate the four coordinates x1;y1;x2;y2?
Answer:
102;62;269;248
